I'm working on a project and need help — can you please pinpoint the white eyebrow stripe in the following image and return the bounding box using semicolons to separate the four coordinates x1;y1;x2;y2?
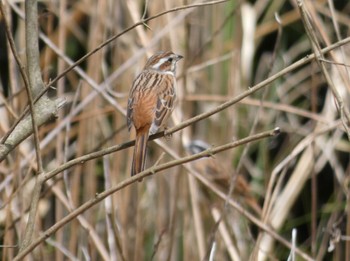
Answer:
151;57;169;69
159;71;174;76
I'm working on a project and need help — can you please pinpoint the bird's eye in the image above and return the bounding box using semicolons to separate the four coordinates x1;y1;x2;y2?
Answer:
168;57;173;62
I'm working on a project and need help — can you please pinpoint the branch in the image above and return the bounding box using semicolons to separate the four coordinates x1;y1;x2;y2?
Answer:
0;1;66;162
298;0;350;139
47;0;229;87
24;0;44;97
4;2;350;167
0;98;65;162
16;0;45;253
31;35;350;182
1;0;228;157
0;0;64;253
14;127;280;260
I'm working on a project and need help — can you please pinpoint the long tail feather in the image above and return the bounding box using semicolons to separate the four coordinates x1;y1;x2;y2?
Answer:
131;131;149;176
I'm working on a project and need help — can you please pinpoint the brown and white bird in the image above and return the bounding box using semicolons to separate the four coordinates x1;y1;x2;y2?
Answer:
127;51;183;176
187;140;262;215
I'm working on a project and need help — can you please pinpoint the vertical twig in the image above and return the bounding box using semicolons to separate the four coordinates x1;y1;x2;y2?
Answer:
310;60;318;258
55;0;67;259
0;2;39;158
103;155;124;261
188;175;206;259
18;0;45;253
297;0;350;139
1;0;45;254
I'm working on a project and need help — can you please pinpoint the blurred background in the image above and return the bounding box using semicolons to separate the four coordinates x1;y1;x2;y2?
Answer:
0;0;350;260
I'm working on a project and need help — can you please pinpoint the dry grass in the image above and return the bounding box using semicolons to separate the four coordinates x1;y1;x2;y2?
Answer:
0;0;350;260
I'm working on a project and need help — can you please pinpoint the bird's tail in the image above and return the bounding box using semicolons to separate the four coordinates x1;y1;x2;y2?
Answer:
131;131;149;176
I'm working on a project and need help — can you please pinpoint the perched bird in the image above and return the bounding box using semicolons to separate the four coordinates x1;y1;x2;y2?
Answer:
127;51;183;176
187;140;261;215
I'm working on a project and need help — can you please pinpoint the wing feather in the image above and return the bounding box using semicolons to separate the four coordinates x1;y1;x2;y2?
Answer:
151;76;176;134
128;71;176;134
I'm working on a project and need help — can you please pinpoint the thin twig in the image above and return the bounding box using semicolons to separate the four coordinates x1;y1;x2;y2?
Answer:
22;34;350;181
1;0;228;148
47;0;229;88
318;58;350;67
298;0;350;139
188;175;206;259
185;95;330;123
151;229;166;260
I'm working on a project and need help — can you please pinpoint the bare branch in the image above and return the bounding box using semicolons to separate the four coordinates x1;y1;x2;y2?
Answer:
298;0;350;139
0;1;66;162
14;127;280;260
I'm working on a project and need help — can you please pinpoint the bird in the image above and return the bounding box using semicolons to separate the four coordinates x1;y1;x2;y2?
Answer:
127;51;183;177
186;140;261;215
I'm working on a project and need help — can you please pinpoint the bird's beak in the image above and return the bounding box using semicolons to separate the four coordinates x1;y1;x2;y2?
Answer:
176;54;183;61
